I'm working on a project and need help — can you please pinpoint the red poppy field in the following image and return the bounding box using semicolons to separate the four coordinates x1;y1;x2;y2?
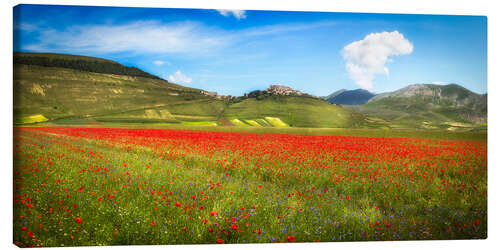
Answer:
13;127;487;247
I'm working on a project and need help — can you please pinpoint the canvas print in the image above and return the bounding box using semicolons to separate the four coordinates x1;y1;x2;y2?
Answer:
13;4;487;247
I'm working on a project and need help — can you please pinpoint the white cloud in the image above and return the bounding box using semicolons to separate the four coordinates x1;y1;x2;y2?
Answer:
22;20;338;57
168;70;192;84
343;31;413;89
23;21;225;55
217;9;246;19
153;60;165;66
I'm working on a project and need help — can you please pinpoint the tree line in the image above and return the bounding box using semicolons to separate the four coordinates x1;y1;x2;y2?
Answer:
14;54;161;80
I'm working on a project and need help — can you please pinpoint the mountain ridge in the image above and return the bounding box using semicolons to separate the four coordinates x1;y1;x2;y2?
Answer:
324;88;375;105
346;83;487;126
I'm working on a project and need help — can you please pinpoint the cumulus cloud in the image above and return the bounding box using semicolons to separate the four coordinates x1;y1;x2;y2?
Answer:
217;9;246;19
343;31;413;89
153;60;165;66
169;70;192;84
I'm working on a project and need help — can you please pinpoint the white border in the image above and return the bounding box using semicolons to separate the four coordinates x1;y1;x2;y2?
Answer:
2;1;498;250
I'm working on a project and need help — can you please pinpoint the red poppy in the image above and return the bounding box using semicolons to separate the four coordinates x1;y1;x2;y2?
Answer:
286;235;295;242
231;224;238;230
175;202;181;207
21;226;27;231
75;217;82;224
27;232;33;238
216;238;223;244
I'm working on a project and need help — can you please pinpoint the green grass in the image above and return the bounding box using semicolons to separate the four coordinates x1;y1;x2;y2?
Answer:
255;119;272;127
264;117;289;127
181;121;218;126
230;119;251;127
17;114;49;124
243;120;262;127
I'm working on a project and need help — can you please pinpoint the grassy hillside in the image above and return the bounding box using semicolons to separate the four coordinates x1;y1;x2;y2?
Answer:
13;62;224;124
223;95;367;128
346;84;487;129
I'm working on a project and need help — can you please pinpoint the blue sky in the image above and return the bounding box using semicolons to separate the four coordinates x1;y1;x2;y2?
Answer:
13;4;487;96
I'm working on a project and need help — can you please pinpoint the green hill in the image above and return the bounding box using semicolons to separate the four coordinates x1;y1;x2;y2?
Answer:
223;95;367;128
14;53;225;125
346;83;487;129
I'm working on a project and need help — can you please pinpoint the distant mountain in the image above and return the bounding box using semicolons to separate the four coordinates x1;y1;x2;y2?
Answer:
346;83;487;127
324;89;375;105
369;83;485;107
322;89;346;100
